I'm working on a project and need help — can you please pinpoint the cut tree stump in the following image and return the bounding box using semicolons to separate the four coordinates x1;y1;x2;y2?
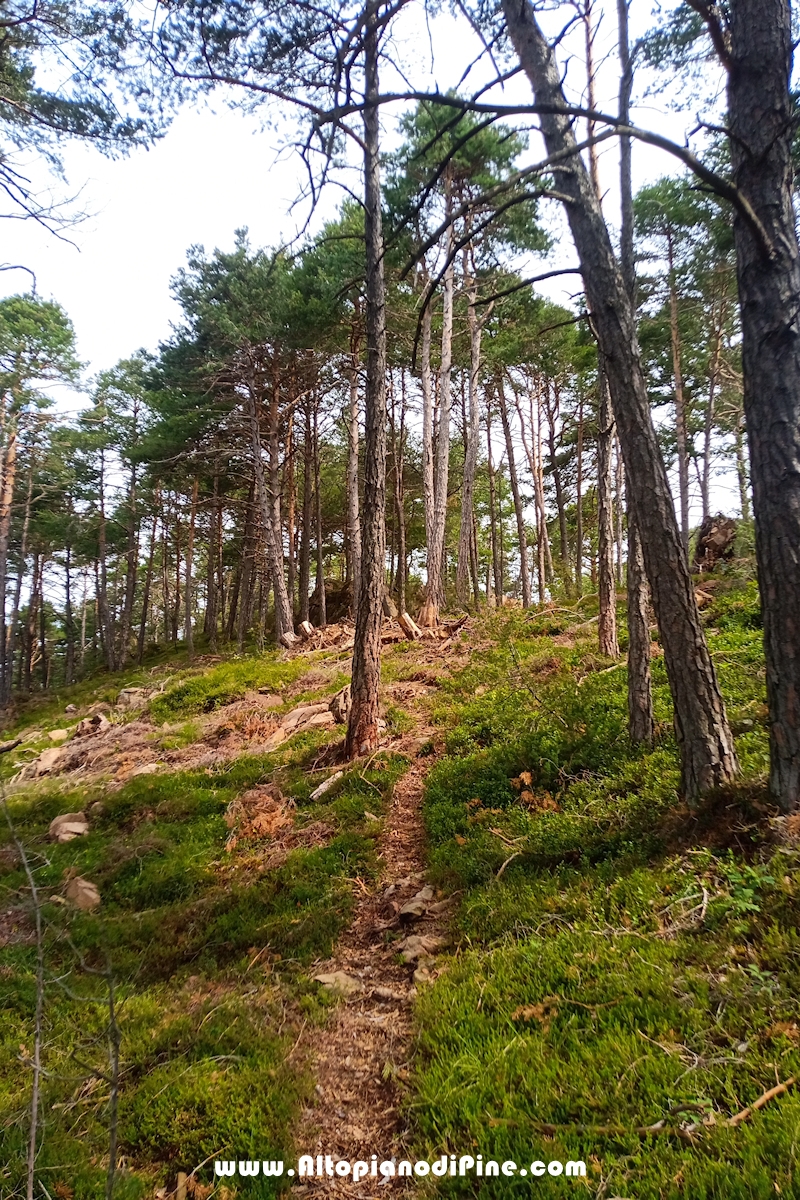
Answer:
279;630;300;649
298;620;315;640
398;611;423;641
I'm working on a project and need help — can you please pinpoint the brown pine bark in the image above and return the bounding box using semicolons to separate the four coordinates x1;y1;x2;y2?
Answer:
726;0;800;807
597;370;619;657
184;477;198;658
501;0;737;798
668;251;691;558
246;381;294;643
313;399;326;628
346;0;388;759
299;399;313;624
618;0;654;744
347;321;362;620
498;375;532;607
456;245;483;606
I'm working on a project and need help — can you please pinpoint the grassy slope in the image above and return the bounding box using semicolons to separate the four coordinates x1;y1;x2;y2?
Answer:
412;578;800;1198
3;577;797;1200
0;651;405;1198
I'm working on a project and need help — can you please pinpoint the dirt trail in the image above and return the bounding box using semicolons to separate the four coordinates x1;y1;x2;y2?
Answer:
291;721;451;1197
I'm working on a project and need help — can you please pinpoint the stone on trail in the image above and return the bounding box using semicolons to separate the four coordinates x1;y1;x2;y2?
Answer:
64;876;101;911
399;885;434;921
130;762;161;777
34;747;64;777
305;710;336;729
281;702;330;731
65;704;77;713
397;934;447;963
48;729;70;743
313;970;363;997
117;687;148;709
262;726;287;751
49;812;89;843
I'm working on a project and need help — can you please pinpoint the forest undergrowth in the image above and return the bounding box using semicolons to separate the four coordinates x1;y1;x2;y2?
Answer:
2;568;799;1200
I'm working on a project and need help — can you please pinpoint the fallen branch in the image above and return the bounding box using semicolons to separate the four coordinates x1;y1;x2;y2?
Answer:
0;737;21;754
496;852;522;879
728;1077;796;1127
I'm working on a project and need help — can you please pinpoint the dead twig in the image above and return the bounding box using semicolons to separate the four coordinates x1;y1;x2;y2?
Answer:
496;851;522;879
728;1077;796;1127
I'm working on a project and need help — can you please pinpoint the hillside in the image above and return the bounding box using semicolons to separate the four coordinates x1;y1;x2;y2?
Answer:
2;567;799;1199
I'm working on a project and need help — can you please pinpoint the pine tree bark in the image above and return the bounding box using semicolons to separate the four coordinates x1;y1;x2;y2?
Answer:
0;418;17;702
117;461;139;669
347;323;362;620
668;252;691;558
346;0;388;758
498;375;532;607
501;0;737;798
726;0;800;807
618;0;653;744
456;246;483;606
575;392;584;597
4;462;32;702
486;402;502;607
313;400;326;628
184;476;198;658
299;399;313;624
246;383;294;643
421;185;455;626
138;513;158;663
597;370;619;657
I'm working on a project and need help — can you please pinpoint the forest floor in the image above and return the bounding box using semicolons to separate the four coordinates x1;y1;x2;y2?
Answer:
3;570;800;1200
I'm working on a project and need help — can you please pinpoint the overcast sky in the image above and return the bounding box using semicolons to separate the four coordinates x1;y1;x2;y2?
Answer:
4;2;707;388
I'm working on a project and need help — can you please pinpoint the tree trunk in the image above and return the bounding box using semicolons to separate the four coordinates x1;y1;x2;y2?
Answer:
184;476;198;658
97;451;115;672
668;256;691;558
117;463;138;670
285;407;297;614
346;0;388;759
486;403;502;608
313;399;327;628
498;375;532;607
735;415;750;521
597;369;619;657
64;544;75;686
575;392;584;597
5;462;33;701
618;0;653;744
246;385;294;643
420;288;435;585
347;325;362;620
138;513;158;663
545;380;570;574
727;0;800;807
501;0;737;798
0;419;17;702
515;386;550;601
391;369;407;612
421;183;455;626
457;246;483;606
299;399;313;624
627;517;654;744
